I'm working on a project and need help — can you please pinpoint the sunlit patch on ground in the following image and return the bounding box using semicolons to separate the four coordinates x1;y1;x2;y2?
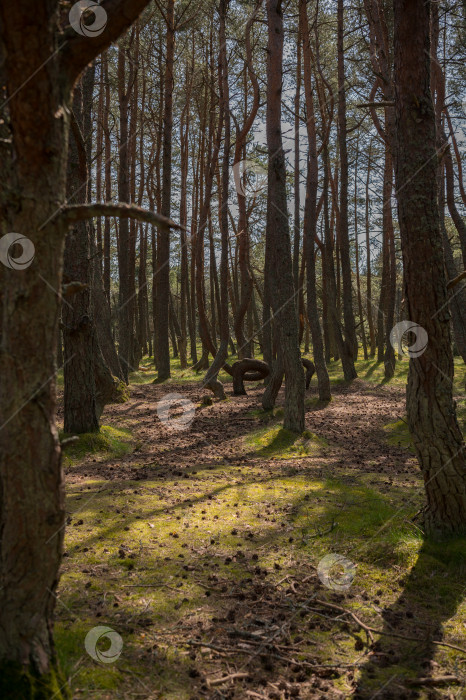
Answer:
55;358;466;698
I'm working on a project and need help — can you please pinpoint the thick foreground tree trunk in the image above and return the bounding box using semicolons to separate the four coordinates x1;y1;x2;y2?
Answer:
265;0;305;433
0;2;154;694
393;0;466;538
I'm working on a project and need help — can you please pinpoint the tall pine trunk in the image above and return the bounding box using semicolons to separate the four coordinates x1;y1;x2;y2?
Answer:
155;0;175;380
393;0;466;538
265;0;305;433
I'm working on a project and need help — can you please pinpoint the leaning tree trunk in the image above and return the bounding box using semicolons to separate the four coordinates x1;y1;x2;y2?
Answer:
265;0;305;433
393;0;466;537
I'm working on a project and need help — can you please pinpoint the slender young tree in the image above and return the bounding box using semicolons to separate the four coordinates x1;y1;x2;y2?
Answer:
204;0;231;398
365;142;376;356
155;0;176;380
337;0;358;360
300;0;331;401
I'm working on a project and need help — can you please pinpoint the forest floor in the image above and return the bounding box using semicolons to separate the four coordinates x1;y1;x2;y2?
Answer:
55;357;466;699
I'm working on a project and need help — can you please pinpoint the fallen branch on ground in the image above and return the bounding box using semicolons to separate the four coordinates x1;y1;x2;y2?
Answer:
312;599;466;655
207;672;250;687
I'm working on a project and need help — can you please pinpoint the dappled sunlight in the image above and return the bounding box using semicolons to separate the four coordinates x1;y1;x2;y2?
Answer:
54;368;466;697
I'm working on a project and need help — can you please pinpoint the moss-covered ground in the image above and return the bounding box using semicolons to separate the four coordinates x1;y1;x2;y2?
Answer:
54;354;466;698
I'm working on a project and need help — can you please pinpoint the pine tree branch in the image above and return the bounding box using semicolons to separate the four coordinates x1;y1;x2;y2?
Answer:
56;203;181;231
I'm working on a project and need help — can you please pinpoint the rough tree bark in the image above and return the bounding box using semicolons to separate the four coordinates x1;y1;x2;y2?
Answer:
337;0;358;360
155;0;176;380
365;142;376;356
264;0;305;433
63;72;99;434
393;0;466;537
0;3;165;693
300;0;331;402
203;0;231;399
117;42;134;382
232;3;261;358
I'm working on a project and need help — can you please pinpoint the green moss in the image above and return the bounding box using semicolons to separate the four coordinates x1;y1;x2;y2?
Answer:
112;378;130;403
54;348;466;697
384;405;465;452
61;424;133;466
383;417;415;452
245;424;327;458
0;660;71;699
246;406;284;421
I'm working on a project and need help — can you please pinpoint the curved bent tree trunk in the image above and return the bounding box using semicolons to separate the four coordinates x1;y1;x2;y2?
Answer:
393;0;466;538
264;0;305;433
232;359;270;395
262;344;285;411
302;358;315;390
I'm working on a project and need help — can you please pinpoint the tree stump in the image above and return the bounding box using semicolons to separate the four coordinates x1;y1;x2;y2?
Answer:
231;359;270;395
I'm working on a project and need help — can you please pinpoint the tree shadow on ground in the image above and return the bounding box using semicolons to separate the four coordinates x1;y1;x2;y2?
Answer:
355;539;466;699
